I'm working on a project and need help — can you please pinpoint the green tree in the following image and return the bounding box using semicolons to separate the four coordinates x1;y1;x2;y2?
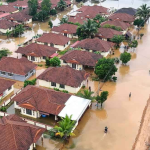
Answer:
12;25;25;37
96;91;109;108
7;0;16;2
24;78;36;87
136;4;150;20
95;58;118;81
48;19;53;28
46;57;61;67
128;40;138;49
50;115;75;140
41;0;51;14
103;24;122;31
134;18;145;27
57;0;67;11
5;30;11;38
77;89;95;100
50;9;57;15
120;52;131;64
28;0;38;16
0;48;12;60
111;35;125;48
76;19;98;40
93;14;106;25
60;17;68;24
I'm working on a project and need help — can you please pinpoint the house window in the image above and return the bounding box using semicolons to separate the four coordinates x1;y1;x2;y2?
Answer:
8;86;12;91
1;71;5;75
72;63;76;69
51;82;56;87
8;73;13;76
50;43;54;47
25;73;28;78
16;102;18;105
73;33;76;36
30;70;33;74
44;43;48;46
43;56;46;59
31;56;35;61
26;109;32;115
60;84;65;89
64;33;67;37
63;60;66;63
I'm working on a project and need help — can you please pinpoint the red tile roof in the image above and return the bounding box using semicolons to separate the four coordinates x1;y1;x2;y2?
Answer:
108;13;135;22
68;16;87;24
101;20;130;30
0;114;45;150
60;50;102;67
73;38;114;52
51;23;78;34
16;43;58;57
97;28;123;39
0;20;17;29
0;12;10;18
12;85;71;115
0;57;37;75
0;5;18;13
0;78;15;94
77;5;109;15
37;33;70;45
37;66;89;87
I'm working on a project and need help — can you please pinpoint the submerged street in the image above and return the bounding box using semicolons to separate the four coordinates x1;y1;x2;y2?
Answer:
0;0;150;150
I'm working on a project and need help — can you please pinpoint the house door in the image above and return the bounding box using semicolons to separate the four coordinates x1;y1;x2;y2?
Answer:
64;33;67;37
31;56;35;61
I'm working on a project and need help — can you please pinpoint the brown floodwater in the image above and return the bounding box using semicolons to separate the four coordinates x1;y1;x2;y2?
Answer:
1;0;150;150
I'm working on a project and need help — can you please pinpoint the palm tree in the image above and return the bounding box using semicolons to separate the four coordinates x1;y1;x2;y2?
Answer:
76;19;98;40
57;0;67;11
77;89;95;100
136;4;150;20
5;30;11;38
96;91;109;108
52;115;75;141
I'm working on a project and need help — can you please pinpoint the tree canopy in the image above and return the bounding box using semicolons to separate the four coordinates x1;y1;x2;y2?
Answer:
93;14;106;26
12;25;25;37
57;0;67;11
120;52;131;64
96;91;109;108
94;58;118;81
76;19;98;40
28;0;38;16
128;40;138;48
134;18;145;27
24;78;36;87
0;48;12;60
60;16;68;24
111;35;125;48
77;89;95;100
46;57;61;67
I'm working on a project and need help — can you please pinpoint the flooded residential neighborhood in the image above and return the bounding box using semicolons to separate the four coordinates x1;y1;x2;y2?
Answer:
0;0;150;150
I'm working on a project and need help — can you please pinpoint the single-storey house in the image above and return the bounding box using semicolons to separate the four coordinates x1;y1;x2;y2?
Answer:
0;5;18;13
96;27;123;41
101;20;131;34
0;114;45;150
0;57;37;81
16;43;58;63
108;13;135;23
72;38;115;57
77;5;109;16
0;78;15;100
12;85;91;125
0;20;17;34
5;9;32;24
115;7;137;16
37;66;89;93
60;50;102;70
36;33;71;51
51;23;78;38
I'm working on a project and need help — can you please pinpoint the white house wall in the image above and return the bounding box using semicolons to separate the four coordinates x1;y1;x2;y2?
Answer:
38;79;86;93
0;27;14;34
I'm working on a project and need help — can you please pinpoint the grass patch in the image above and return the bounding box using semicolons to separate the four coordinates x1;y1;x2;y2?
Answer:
58;50;69;55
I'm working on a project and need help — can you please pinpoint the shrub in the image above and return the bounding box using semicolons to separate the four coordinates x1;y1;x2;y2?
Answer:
62;90;68;93
38;64;43;67
82;85;85;89
112;76;117;82
59;50;68;55
54;88;60;91
0;106;7;112
50;9;57;15
24;78;36;87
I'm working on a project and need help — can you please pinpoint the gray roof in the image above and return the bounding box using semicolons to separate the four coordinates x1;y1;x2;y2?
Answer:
115;8;137;16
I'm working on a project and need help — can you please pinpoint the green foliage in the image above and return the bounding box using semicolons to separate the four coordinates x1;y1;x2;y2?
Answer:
24;78;36;87
12;25;25;37
82;85;85;89
0;106;7;112
48;20;53;28
28;0;38;16
120;52;131;64
5;30;11;38
95;58;118;81
57;0;67;11
46;57;60;67
60;17;68;24
50;9;57;15
77;89;95;100
0;48;12;60
58;49;68;55
111;35;125;47
38;64;43;67
54;88;60;91
112;76;117;82
103;24;122;31
50;115;75;139
96;91;109;108
68;22;81;26
41;0;51;14
113;57;120;63
128;40;138;48
94;51;101;55
76;19;98;40
134;18;145;27
62;90;68;93
136;4;150;20
93;14;106;27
